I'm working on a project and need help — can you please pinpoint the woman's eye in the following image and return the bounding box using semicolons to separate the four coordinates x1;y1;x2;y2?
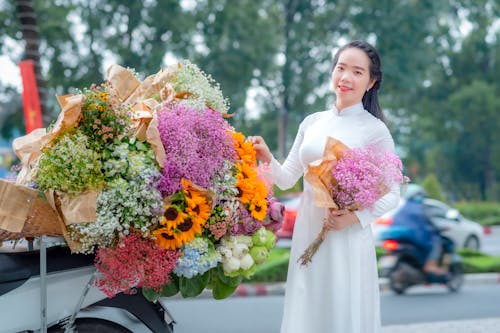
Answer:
355;71;362;75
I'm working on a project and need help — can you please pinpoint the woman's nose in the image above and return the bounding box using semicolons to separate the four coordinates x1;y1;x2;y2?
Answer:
341;71;352;81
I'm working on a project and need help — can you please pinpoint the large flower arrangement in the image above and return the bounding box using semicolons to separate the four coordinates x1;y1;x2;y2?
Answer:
6;61;284;301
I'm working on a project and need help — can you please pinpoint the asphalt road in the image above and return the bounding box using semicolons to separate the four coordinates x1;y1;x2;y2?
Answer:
164;284;500;333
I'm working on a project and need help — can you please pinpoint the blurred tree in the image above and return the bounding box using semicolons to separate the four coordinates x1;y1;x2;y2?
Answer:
422;173;445;202
406;0;499;200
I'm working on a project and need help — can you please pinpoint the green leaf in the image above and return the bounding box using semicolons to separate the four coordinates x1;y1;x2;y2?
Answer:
179;271;210;298
136;141;147;151
211;272;238;300
217;264;242;287
159;276;180;297
142;287;160;302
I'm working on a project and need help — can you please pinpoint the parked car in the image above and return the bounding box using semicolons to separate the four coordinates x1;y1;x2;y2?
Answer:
276;193;302;238
372;197;484;251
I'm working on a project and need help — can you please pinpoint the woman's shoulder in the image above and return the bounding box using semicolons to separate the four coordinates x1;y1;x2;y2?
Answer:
360;112;395;149
360;111;391;136
300;110;331;128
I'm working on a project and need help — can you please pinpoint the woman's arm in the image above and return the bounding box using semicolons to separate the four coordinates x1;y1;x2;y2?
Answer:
249;122;306;190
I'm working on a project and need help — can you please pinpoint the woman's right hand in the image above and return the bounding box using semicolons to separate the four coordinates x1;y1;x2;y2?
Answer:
247;136;272;164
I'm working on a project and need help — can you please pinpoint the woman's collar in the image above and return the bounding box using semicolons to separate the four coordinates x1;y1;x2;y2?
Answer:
332;102;365;117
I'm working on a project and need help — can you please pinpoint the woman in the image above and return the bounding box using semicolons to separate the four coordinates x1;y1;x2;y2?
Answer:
249;40;400;333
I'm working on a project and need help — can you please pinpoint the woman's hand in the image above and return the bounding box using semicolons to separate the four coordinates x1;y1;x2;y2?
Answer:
247;136;272;164
324;209;360;231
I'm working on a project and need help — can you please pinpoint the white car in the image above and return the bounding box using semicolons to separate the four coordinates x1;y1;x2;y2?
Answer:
371;198;484;250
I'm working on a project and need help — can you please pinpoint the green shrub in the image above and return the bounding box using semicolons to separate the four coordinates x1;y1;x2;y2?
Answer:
422;174;445;201
454;201;500;226
457;249;500;273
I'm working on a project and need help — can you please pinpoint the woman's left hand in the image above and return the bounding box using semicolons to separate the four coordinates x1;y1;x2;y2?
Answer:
324;209;360;231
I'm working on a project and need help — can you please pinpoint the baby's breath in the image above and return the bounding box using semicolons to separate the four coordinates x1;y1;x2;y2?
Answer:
172;60;230;114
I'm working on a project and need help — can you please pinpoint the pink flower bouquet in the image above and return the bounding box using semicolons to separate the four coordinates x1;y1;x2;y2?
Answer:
298;137;407;266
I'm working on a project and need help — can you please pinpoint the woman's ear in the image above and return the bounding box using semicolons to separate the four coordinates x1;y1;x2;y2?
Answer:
367;79;376;91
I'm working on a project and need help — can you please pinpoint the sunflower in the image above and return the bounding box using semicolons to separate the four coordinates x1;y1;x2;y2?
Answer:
253;179;268;201
249;198;268;221
236;162;257;180
187;198;212;225
153;227;183;250
160;205;186;228
236;178;256;204
176;217;204;245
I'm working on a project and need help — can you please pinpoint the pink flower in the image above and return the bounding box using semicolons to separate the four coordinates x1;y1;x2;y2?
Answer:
331;145;405;210
94;233;180;298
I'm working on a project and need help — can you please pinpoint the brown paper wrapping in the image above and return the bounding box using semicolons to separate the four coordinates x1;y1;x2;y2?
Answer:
0;179;38;232
57;191;98;225
42;94;85;148
304;137;348;209
0;180;64;239
107;64;141;101
3;64;178;242
12;128;46;185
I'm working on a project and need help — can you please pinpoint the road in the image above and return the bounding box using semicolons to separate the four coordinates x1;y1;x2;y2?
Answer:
482;226;500;256
164;284;500;333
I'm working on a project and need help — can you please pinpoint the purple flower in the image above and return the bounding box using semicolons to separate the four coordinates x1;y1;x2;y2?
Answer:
231;202;263;236
156;103;237;195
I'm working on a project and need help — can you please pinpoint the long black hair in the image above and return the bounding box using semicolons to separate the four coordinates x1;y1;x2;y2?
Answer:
332;40;385;123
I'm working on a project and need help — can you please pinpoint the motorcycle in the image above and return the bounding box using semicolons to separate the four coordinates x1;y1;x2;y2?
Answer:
378;226;464;294
0;238;175;333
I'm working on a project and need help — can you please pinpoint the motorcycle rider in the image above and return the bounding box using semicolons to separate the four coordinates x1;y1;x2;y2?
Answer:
391;191;449;276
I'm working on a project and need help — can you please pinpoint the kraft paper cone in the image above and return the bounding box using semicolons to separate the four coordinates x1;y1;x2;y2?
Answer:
146;109;166;168
12;128;46;185
58;191;98;225
304;137;348;209
107;64;141;101
0;179;38;232
42;94;85;147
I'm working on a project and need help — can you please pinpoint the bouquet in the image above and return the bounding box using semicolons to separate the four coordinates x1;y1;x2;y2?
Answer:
1;61;285;301
297;137;407;266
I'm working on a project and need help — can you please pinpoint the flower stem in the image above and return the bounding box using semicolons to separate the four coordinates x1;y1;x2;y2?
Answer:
297;221;330;267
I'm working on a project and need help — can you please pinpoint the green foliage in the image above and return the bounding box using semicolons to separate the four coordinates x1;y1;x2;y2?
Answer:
454;201;500;226
244;247;290;283
457;250;500;274
422;174;445;201
179;270;210;298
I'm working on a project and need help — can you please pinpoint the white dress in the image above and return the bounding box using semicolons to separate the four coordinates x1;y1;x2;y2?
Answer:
270;103;400;333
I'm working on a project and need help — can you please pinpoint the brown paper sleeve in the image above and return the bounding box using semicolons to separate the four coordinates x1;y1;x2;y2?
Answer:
0;179;37;232
107;64;141;101
58;191;98;225
304;137;349;209
12;128;46;185
42;94;85;147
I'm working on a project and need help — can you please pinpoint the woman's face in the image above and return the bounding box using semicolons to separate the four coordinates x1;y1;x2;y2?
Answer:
331;47;375;110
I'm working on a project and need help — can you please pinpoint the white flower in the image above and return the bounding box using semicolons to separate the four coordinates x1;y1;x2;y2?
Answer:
232;243;248;258
223;257;240;273
240;253;254;270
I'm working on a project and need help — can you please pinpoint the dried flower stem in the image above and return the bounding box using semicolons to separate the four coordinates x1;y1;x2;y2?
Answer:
297;220;330;266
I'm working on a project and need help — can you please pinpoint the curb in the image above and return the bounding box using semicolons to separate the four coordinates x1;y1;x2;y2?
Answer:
232;273;500;298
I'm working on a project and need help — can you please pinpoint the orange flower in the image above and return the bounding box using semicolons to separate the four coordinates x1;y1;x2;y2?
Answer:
249;198;268;221
154;227;183;250
236;177;256;204
230;131;257;165
160;205;186;228
253;180;268;201
236;162;258;181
